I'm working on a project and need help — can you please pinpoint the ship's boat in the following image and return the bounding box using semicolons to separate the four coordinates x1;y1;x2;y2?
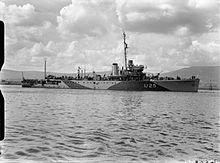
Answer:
22;32;200;92
21;79;37;87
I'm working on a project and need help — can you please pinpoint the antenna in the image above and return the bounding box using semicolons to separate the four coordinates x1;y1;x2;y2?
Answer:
123;31;128;70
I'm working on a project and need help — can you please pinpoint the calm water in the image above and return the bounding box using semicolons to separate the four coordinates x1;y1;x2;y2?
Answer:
0;85;219;163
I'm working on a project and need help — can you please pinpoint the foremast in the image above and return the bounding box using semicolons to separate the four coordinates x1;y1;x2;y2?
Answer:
123;32;128;70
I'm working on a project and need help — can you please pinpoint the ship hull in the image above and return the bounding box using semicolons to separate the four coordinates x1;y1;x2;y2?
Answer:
24;79;200;92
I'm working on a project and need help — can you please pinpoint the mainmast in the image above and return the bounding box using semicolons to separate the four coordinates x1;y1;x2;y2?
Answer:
44;58;46;79
123;32;128;70
21;72;24;80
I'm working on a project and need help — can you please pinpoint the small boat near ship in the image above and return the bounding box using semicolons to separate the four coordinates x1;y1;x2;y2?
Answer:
22;32;200;92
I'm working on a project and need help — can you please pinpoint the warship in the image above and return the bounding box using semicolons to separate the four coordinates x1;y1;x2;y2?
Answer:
22;32;200;92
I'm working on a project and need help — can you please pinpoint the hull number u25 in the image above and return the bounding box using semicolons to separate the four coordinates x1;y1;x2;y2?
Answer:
144;83;157;88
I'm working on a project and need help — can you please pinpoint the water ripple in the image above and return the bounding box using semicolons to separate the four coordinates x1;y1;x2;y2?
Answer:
1;86;220;162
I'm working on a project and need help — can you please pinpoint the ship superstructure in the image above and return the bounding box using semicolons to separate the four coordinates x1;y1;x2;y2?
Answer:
22;32;200;92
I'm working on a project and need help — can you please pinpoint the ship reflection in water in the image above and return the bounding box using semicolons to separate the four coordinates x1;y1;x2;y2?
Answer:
1;85;220;162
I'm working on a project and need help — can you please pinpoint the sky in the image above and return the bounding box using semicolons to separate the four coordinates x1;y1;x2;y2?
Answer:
0;0;219;73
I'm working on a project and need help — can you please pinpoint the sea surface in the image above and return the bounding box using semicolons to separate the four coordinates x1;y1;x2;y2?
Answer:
0;85;219;163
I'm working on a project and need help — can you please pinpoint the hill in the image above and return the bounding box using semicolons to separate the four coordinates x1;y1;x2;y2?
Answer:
161;66;220;89
0;69;111;81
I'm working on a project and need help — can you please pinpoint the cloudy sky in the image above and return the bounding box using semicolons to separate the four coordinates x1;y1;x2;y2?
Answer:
1;0;219;73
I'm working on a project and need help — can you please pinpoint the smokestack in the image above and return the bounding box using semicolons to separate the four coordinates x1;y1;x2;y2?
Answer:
81;69;84;78
112;63;119;76
78;67;81;79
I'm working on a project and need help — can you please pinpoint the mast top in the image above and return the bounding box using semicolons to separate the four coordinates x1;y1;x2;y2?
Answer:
123;32;128;48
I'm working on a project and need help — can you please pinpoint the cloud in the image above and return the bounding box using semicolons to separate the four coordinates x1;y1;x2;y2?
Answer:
116;0;219;34
1;2;56;42
5;21;56;59
53;38;125;72
117;32;220;72
57;0;118;38
183;40;220;66
1;0;71;25
1;1;62;63
0;3;45;27
1;0;220;73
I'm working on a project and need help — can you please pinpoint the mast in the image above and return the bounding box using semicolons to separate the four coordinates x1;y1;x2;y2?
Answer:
209;80;212;90
44;58;46;79
123;32;128;70
21;72;24;80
